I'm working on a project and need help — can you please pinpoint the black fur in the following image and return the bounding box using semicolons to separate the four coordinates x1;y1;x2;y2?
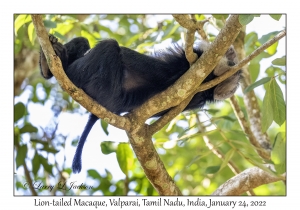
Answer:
40;35;241;173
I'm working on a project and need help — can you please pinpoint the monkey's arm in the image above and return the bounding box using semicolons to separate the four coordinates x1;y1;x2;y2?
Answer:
39;35;90;79
39;35;69;79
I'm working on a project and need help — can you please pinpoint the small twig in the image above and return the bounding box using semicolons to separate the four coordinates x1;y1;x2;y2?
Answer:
229;96;270;159
173;14;210;64
172;14;195;29
149;92;194;135
23;160;38;196
185;29;198;64
196;115;240;175
15;141;37;196
195;114;255;196
195;20;209;41
173;14;198;64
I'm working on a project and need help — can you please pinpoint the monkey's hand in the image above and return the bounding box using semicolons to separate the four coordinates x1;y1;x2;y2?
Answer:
39;34;68;79
212;46;242;100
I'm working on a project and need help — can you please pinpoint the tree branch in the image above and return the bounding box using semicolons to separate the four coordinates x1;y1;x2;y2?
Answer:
148;92;194;135
212;167;285;195
128;129;182;195
229;96;270;159
173;14;198;64
173;14;209;64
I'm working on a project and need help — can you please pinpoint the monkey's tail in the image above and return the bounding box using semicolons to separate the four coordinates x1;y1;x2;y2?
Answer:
72;114;98;173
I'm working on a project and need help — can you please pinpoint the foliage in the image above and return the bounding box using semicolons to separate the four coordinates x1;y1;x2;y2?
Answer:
14;14;285;195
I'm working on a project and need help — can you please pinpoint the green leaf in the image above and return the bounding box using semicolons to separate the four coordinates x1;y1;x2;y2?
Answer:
239;15;255;25
53;22;74;37
261;85;274;132
265;66;285;77
100;119;109;135
53;31;67;42
19;124;38;134
100;141;117;155
30;139;48;146
43;20;57;28
154;138;169;145
279;121;286;132
270;14;282;21
186;155;201;168
71;139;79;147
32;152;41;175
14;15;32;35
41;146;59;154
212;14;229;20
248;62;260;82
266;41;278;55
116;143;134;176
259;31;280;44
244;77;271;94
231;140;258;150
16;145;27;169
63;168;72;175
27;22;36;45
16;181;25;190
87;169;102;179
205;165;220;174
219;149;235;171
40;156;53;176
125;33;141;47
14;127;20;145
218;116;235;122
81;30;97;48
14;102;26;123
206;109;220;115
262;79;286;131
269;80;286;125
272;56;286;66
245;32;258;49
271;132;286;174
161;24;180;41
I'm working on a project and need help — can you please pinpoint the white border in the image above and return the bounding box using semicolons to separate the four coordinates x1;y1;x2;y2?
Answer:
4;1;298;209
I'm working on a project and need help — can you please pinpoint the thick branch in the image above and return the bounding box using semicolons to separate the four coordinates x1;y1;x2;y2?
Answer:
31;15;130;131
128;15;242;127
127;130;182;195
212;167;285;195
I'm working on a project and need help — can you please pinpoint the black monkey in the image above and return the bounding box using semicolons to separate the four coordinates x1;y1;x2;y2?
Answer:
40;35;241;173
